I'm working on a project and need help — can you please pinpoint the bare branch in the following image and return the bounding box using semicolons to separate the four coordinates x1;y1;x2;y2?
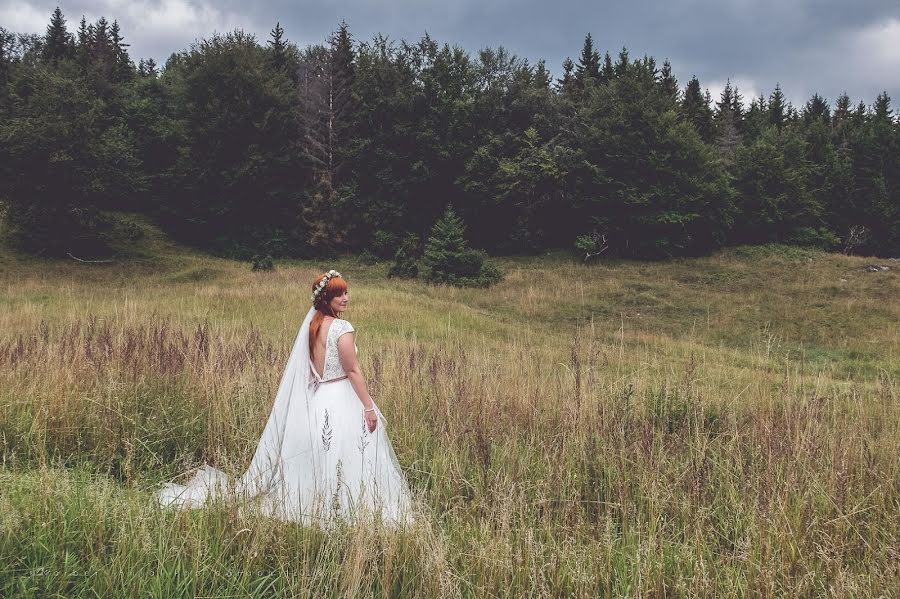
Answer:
67;252;115;264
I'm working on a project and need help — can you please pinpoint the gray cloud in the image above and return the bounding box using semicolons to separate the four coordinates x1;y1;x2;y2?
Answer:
3;0;898;107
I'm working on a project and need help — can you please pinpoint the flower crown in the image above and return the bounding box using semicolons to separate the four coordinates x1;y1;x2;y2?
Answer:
311;269;342;304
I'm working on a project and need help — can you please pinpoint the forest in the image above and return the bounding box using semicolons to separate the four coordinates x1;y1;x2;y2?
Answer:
1;8;898;261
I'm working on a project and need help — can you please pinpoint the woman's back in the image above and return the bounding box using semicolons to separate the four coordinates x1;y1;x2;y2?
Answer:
310;317;355;380
310;316;334;378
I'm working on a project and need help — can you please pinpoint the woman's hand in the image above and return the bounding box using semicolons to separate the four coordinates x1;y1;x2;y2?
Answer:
364;408;378;433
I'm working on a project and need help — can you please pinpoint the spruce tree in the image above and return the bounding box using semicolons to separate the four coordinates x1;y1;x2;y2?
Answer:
714;80;742;161
90;16;112;74
77;15;87;45
109;20;132;80
743;95;768;139
614;46;629;77
93;17;109;52
43;7;74;61
803;93;830;126
422;206;500;287
769;84;786;128
574;33;600;86
268;22;287;70
331;21;355;84
833;92;852;134
680;76;714;142
533;59;551;88
715;79;734;116
0;28;9;88
659;59;678;106
731;86;744;122
557;57;575;95
76;15;88;62
600;52;614;82
873;91;893;122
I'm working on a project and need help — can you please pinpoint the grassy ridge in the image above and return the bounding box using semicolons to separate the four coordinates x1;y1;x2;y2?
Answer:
1;219;898;597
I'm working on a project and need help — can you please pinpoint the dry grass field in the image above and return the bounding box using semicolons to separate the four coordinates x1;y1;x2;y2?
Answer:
1;217;898;597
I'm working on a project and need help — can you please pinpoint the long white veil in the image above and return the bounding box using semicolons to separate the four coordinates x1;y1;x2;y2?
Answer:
159;306;317;508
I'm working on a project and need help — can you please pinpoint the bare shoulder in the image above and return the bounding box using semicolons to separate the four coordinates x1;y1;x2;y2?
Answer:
318;316;335;339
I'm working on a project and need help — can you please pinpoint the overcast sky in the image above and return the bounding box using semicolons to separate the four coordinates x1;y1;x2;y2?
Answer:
2;0;898;109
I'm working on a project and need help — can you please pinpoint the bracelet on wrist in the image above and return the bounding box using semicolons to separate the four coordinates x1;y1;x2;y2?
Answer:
364;406;376;413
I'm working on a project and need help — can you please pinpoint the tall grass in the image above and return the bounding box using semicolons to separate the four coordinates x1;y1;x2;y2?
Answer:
1;227;898;597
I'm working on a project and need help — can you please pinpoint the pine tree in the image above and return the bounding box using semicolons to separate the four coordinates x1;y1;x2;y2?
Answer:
331;21;355;84
742;95;767;139
93;17;109;52
714;80;742;161
77;15;87;42
574;33;600;86
533;59;551;88
268;22;287;70
557;57;575;96
680;76;714;142
803;93;830;126
614;46;629;77
873;91;893;122
0;27;11;88
715;79;734;117
76;15;88;49
109;20;132;79
659;59;678;105
833;92;852;134
90;16;112;72
726;83;744;127
769;84;786;128
137;57;158;77
600;51;614;82
43;7;74;61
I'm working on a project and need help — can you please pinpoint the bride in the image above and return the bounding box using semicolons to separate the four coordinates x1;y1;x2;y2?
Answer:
159;269;414;525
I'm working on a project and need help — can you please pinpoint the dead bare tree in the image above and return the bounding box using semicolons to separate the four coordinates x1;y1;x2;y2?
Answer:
297;24;355;250
576;230;609;262
843;225;870;256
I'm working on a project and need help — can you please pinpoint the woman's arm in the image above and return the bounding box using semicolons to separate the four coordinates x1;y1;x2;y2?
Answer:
337;332;375;411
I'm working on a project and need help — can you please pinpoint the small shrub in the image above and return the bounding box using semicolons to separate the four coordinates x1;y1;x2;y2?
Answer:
359;249;378;265
388;233;421;279
251;254;274;272
787;227;840;250
373;230;400;259
120;221;146;242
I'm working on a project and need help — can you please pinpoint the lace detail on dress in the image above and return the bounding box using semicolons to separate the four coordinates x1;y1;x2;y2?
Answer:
323;319;355;380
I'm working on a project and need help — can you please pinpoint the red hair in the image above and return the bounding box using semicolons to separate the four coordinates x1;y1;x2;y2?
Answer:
309;273;348;354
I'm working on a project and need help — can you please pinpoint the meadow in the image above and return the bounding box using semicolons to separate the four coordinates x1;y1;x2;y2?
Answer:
1;219;898;597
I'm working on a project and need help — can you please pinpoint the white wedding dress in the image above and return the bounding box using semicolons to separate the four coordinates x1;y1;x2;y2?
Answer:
158;306;414;526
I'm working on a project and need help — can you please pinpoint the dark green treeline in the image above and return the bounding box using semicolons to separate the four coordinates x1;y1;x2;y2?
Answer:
1;9;898;259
